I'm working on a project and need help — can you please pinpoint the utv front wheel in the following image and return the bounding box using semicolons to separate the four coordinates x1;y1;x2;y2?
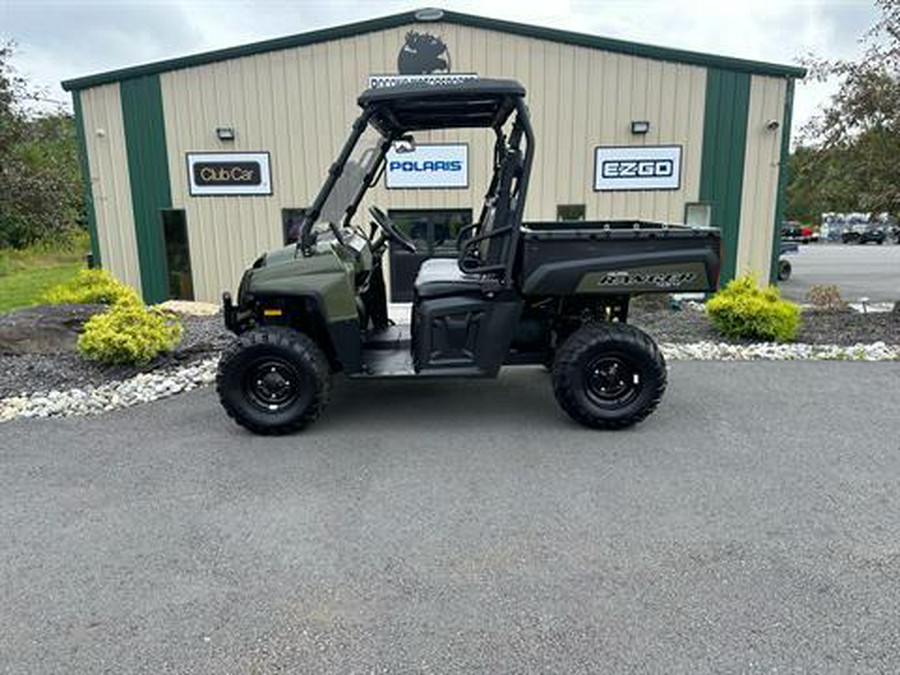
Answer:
217;327;331;435
552;324;666;429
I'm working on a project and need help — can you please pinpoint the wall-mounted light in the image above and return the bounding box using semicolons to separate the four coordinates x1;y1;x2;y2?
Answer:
630;120;650;135
216;127;236;141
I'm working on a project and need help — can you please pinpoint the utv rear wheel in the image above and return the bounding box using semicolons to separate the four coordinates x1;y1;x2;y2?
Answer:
552;324;666;429
217;326;331;435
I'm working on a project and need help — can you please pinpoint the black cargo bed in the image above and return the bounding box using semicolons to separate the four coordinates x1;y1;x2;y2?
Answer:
520;220;721;295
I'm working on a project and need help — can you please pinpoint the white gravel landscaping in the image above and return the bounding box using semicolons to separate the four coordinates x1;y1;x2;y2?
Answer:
0;358;218;422
1;341;899;422
659;341;900;361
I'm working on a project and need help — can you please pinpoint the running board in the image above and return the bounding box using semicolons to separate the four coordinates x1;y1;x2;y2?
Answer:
351;345;487;379
362;324;411;351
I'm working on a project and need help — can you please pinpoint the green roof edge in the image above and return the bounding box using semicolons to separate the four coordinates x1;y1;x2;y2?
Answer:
61;8;806;91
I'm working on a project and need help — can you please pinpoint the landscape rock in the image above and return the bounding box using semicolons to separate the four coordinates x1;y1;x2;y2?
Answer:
0;304;106;355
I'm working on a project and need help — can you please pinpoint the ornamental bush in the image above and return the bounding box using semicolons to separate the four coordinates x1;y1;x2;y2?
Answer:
77;303;182;365
706;274;801;343
42;268;139;306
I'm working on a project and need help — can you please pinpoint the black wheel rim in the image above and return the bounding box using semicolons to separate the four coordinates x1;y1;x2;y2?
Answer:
583;354;642;408
244;357;304;413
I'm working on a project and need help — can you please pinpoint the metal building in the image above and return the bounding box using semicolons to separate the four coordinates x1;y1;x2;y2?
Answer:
62;8;805;304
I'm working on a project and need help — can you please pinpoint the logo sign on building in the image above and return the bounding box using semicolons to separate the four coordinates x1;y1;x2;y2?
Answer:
368;30;477;89
594;146;682;191
385;144;468;189
187;152;272;196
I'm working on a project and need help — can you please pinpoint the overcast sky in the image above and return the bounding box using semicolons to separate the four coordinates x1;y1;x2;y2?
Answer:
1;0;880;135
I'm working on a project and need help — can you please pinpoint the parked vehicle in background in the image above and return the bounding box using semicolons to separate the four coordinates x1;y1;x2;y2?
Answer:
842;225;886;245
777;241;798;281
821;212;896;244
781;221;812;244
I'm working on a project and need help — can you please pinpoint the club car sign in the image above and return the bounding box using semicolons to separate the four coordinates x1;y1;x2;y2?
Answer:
385;144;468;189
187;152;272;196
594;146;682;191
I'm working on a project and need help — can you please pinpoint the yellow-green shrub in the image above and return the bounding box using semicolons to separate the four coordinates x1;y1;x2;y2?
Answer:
706;274;801;342
77;303;182;365
42;268;139;306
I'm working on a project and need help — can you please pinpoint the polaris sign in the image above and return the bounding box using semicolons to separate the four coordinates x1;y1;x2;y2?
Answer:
385;144;468;189
594;146;682;191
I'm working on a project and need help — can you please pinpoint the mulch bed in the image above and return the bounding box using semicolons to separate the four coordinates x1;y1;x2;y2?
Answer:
0;306;898;399
630;306;900;346
0;315;232;399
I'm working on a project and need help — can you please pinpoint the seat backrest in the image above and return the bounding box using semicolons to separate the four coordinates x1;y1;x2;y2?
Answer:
477;149;522;270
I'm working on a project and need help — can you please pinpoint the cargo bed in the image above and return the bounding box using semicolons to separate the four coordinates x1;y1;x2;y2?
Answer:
519;220;722;295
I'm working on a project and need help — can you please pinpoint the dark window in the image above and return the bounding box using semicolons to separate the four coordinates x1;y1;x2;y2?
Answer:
282;208;307;245
557;204;586;221
387;209;473;302
160;210;194;300
389;209;473;256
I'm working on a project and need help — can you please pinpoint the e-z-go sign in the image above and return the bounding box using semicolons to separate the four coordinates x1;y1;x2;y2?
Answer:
187;152;272;196
593;146;682;191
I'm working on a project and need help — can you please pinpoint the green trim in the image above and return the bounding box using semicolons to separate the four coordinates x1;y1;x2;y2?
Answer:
770;78;795;285
120;75;172;304
699;68;751;285
72;91;101;267
62;9;805;92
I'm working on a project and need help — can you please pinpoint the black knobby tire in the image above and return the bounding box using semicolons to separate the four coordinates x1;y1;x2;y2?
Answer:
552;323;667;430
217;326;331;435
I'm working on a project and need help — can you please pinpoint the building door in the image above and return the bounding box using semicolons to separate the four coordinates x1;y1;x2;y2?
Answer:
160;209;195;300
387;209;472;302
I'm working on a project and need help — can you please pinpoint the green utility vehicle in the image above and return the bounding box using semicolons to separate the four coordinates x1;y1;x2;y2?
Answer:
218;79;722;434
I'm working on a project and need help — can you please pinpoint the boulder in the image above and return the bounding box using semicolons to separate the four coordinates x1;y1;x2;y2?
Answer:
0;304;107;355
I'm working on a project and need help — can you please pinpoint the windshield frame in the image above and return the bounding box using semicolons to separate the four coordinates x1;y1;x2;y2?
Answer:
299;110;395;252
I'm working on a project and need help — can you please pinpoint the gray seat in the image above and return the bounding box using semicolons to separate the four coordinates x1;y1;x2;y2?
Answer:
414;149;522;300
414;258;482;299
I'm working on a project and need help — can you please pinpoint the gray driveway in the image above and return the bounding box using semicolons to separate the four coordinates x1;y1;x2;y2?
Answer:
3;362;900;673
780;243;900;304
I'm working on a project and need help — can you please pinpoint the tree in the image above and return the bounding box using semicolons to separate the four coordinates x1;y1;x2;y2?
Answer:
0;42;83;248
793;0;900;218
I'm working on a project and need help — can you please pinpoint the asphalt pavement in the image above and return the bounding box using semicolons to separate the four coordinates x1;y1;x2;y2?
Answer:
3;362;900;673
780;242;900;304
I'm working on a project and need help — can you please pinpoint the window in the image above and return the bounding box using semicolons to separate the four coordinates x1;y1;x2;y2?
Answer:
160;210;194;300
386;208;473;302
388;209;473;256
557;204;586;221
282;208;307;245
684;202;712;228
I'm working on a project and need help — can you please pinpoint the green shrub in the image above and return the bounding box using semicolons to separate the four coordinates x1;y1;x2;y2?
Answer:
77;303;182;365
42;268;139;306
706;274;801;342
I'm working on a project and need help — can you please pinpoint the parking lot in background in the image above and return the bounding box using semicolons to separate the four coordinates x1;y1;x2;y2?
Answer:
780;243;900;304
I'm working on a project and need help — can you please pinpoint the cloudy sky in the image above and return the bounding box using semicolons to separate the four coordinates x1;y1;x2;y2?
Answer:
1;0;880;135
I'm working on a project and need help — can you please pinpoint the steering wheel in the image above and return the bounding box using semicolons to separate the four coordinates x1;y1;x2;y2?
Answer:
368;206;417;254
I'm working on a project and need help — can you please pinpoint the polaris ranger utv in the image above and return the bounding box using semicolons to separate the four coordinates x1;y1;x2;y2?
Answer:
218;79;722;434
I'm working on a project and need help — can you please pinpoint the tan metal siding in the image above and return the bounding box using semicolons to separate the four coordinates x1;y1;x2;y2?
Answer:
157;22;708;301
79;84;142;294
737;75;787;279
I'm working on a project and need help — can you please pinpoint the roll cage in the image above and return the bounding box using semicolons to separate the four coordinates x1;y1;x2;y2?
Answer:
297;79;535;284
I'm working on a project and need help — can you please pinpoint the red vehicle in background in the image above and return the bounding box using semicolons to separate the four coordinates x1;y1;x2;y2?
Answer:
781;221;813;244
